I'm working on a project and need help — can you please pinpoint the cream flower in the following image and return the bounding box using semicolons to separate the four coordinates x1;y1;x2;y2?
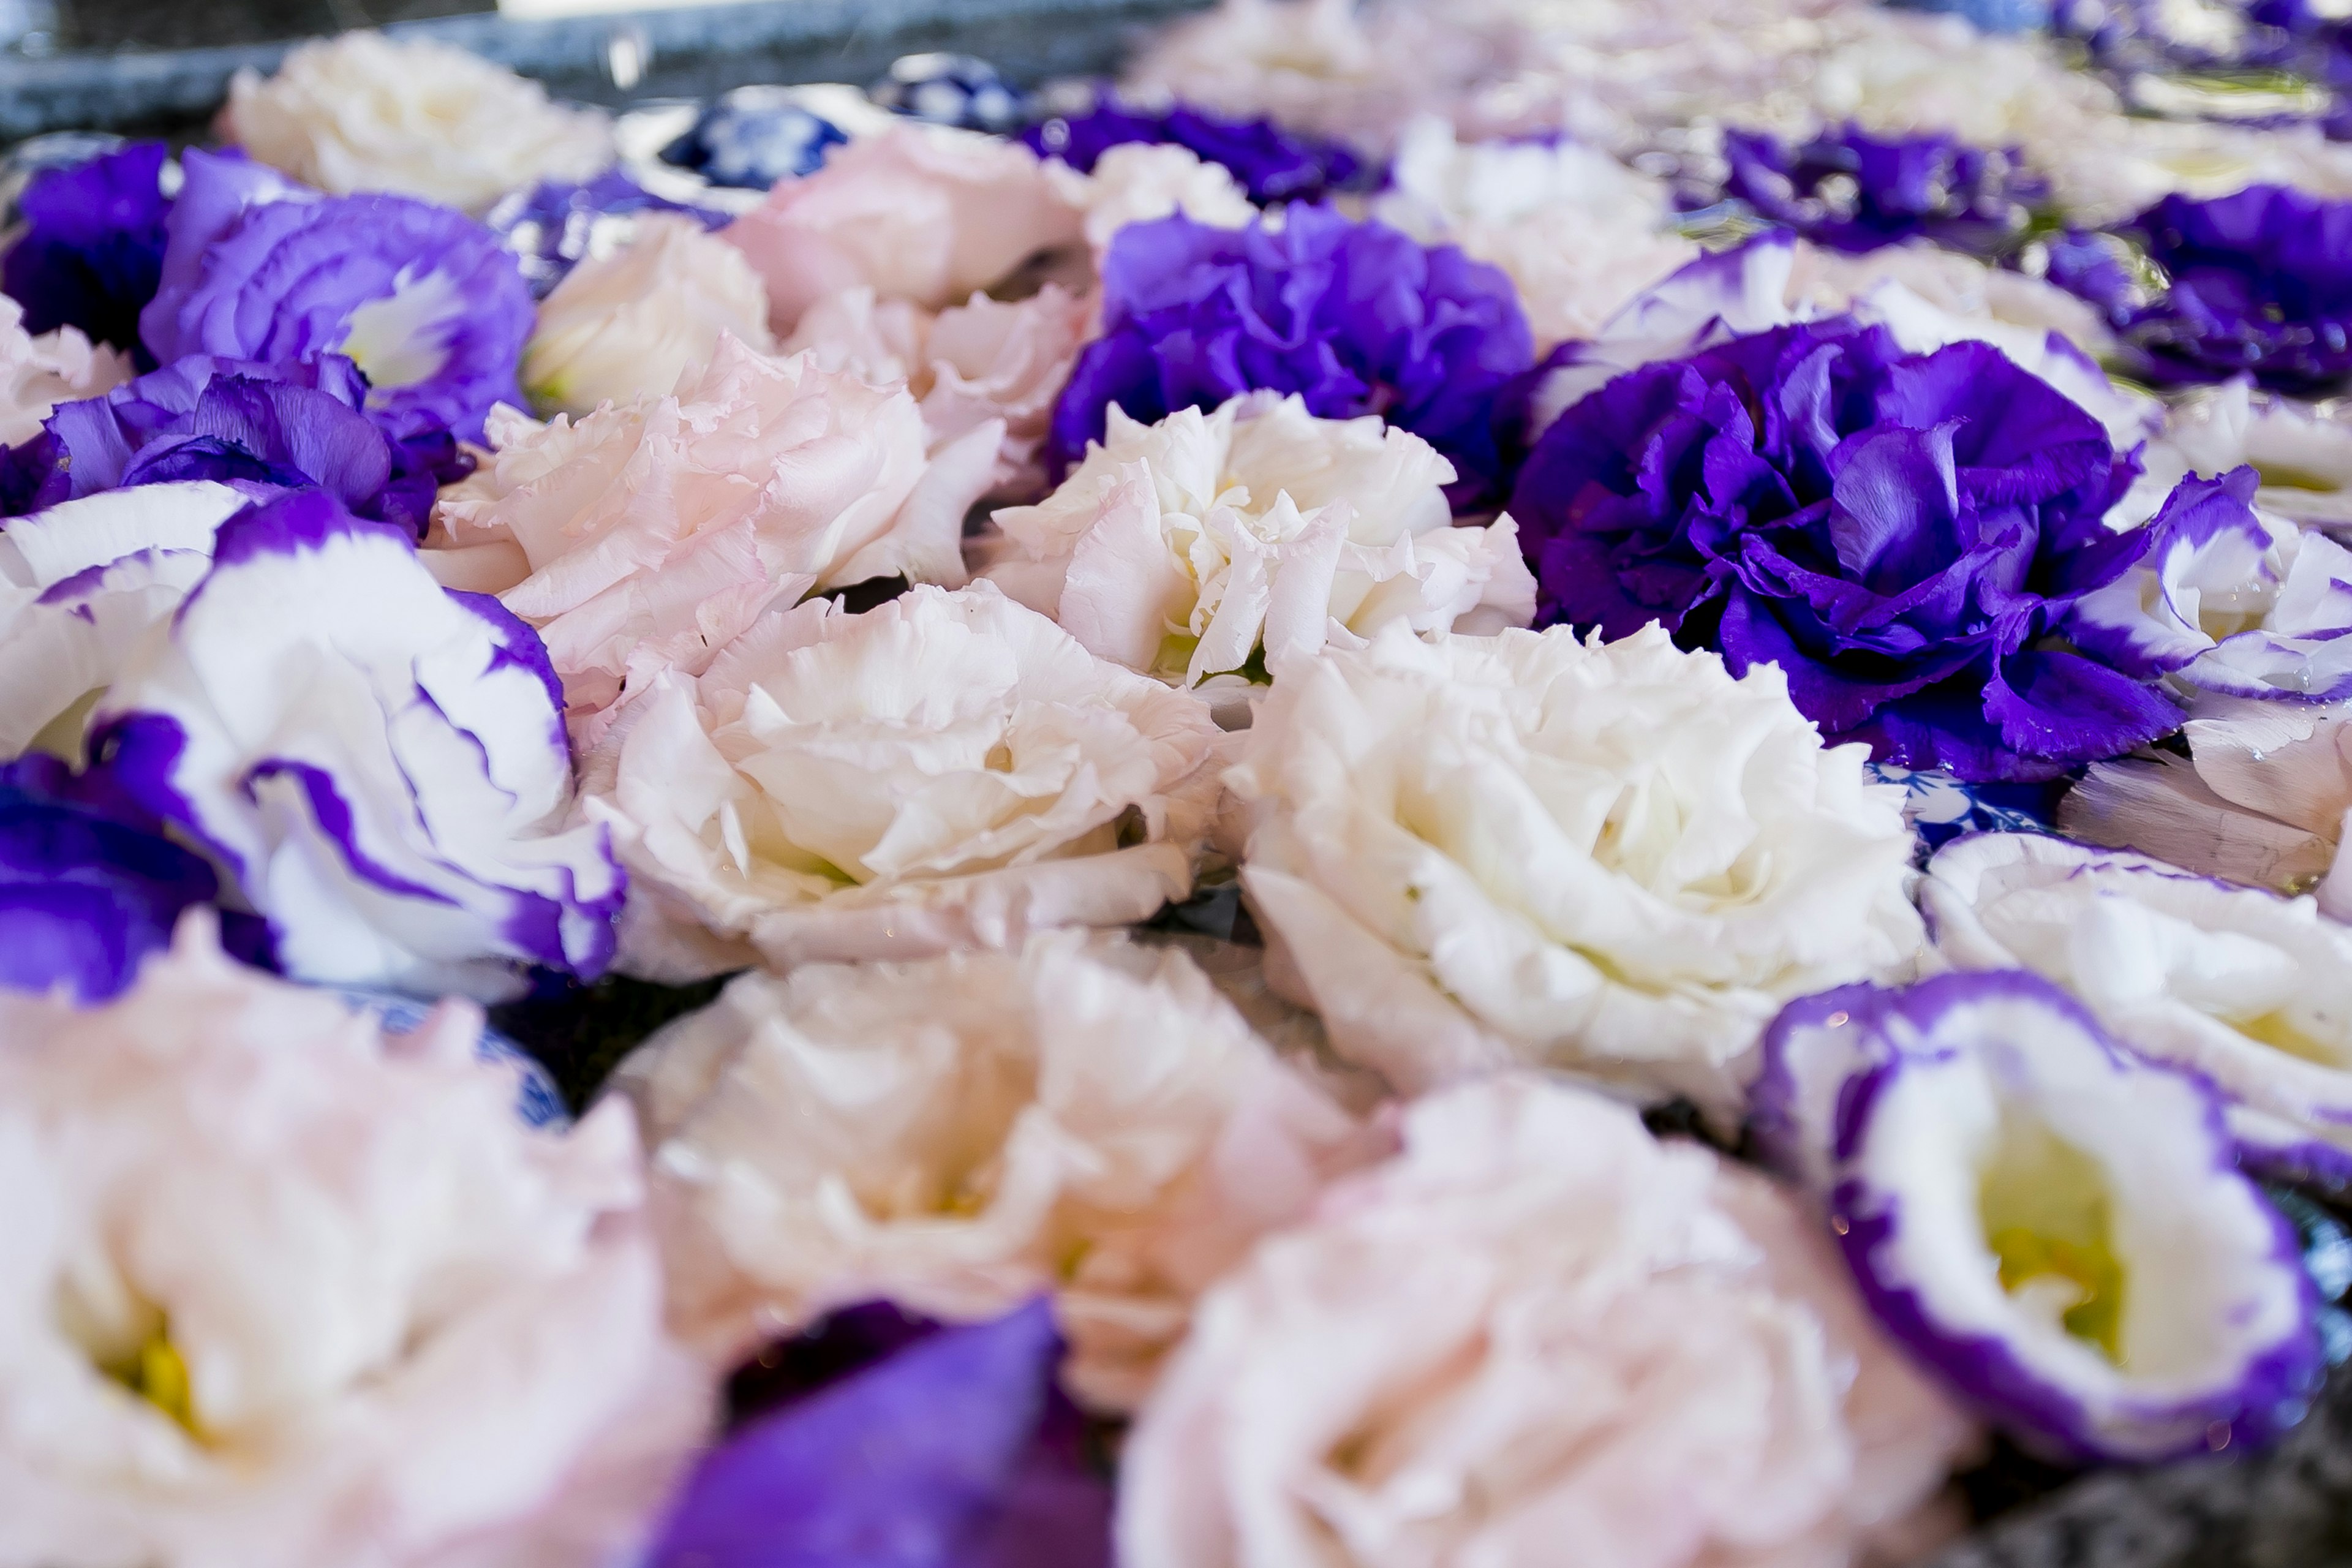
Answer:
983;394;1535;687
1227;620;1924;1121
578;582;1227;981
424;337;997;734
2128;379;2352;529
615;931;1373;1409
0;918;711;1568
0;295;131;447
222;32;614;215
1119;1073;1977;1568
523;213;775;418
1046;142;1258;256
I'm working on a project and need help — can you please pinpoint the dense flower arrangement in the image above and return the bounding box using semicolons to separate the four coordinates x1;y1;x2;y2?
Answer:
13;4;2352;1563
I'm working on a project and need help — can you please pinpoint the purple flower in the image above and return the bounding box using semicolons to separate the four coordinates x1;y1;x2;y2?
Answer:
649;1299;1110;1568
2050;186;2352;393
1049;208;1534;511
1;141;173;358
486;168;734;298
1508;316;2177;782
1022;100;1366;205
1718;124;2046;255
138;149;535;442
0;353;467;538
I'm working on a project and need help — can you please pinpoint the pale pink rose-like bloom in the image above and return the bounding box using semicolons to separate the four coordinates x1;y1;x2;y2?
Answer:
0;916;714;1568
1121;1073;1977;1568
720;123;1084;336
0;295;132;447
577;582;1227;982
614;930;1379;1410
424;337;997;735
1044;142;1258;257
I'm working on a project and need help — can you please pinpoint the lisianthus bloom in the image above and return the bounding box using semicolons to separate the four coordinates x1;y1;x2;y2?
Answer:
1046;142;1259;263
985;394;1533;687
523;213;776;418
1120;1074;1977;1568
425;339;993;731
1226;620;1923;1121
1719;123;2048;255
720;124;1084;334
140;149;535;442
617;932;1368;1408
1022;97;1365;205
1510;312;2178;782
0;140;173;355
2132;377;2352;527
1923;831;2352;1178
488;169;734;300
221;31;614;215
0;297;129;450
1755;971;2323;1462
577;583;1224;980
1049;207;1534;511
89;488;623;1001
0;917;711;1568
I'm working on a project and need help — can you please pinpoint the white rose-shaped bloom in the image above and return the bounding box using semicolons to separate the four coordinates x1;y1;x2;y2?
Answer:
222;32;614;214
1046;142;1258;257
984;394;1536;687
1120;1073;1977;1568
0;918;712;1568
425;337;998;734
523;213;776;418
2126;379;2352;529
616;931;1373;1409
579;582;1226;981
1227;621;1924;1120
0;296;131;447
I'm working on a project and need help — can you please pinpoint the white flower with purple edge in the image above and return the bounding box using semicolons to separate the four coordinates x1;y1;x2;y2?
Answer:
2128;379;2352;529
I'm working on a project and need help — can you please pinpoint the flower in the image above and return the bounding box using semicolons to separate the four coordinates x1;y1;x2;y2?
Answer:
1509;313;2178;782
523;213;776;418
0;140;173;355
1754;971;2323;1462
487;170;734;301
0;917;712;1568
1049;207;1535;512
139;149;536;442
0;297;130;451
1718;123;2048;255
89;488;624;1001
719;124;1084;334
1226;620;1923;1122
1021;97;1366;205
1921;830;2352;1179
424;338;992;731
221;31;614;215
616;931;1368;1406
984;394;1534;685
576;582;1225;981
1118;1074;1977;1568
2132;376;2352;527
1045;143;1258;262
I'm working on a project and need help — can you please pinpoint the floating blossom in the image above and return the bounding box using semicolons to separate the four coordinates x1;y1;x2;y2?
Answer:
0;918;711;1568
618;932;1368;1407
1718;123;2048;255
1046;142;1259;258
2128;375;2352;527
426;338;992;731
0;297;129;450
1754;971;2323;1462
1049;207;1534;511
486;168;733;300
1022;97;1365;204
139;149;535;442
578;583;1224;981
523;213;776;417
90;489;624;1001
985;394;1533;687
1227;620;1923;1122
1509;310;2176;783
1121;1074;1976;1568
1923;831;2352;1179
0;140;173;355
221;31;614;215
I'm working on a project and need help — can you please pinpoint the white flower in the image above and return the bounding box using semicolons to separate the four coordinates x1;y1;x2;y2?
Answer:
1046;142;1257;256
0;917;711;1568
523;213;775;418
1119;1073;1977;1568
578;582;1227;981
616;930;1372;1409
1227;620;1923;1121
222;31;614;215
984;394;1535;687
2127;379;2352;529
0;296;131;447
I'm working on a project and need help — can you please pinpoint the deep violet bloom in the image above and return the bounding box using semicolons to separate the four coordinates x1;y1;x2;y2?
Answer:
1;140;173;357
1049;207;1534;511
138;149;534;442
1508;316;2177;782
2048;185;2352;392
1022;100;1367;205
486;168;733;298
1718;124;2047;255
649;1300;1111;1568
0;353;467;538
